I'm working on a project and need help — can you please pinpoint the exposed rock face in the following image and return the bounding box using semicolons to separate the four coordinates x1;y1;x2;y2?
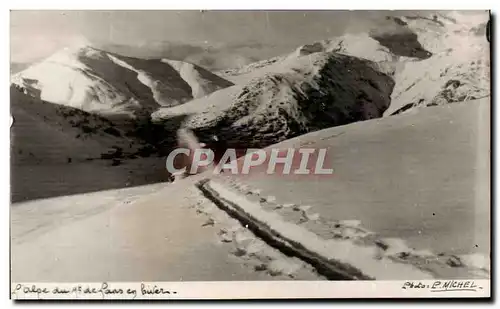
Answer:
369;17;433;60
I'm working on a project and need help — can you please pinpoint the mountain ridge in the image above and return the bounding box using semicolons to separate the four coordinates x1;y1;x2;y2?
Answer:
11;10;490;160
11;45;234;119
158;10;489;147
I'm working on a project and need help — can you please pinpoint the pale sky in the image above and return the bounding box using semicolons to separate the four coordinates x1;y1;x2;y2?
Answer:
11;10;403;63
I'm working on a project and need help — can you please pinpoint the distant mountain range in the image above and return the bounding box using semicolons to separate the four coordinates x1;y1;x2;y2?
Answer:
10;11;490;162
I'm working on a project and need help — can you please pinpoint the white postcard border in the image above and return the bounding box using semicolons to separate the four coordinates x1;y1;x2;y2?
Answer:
11;280;491;300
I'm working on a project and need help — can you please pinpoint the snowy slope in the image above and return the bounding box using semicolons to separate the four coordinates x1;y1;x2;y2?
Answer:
11;45;234;119
10;85;142;166
222;98;490;278
217;33;401;85
162;59;234;98
154;51;395;148
386;12;490;115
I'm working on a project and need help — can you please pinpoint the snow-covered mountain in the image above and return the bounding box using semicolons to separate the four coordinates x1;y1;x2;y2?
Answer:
154;51;395;148
11;45;234;120
153;11;489;148
10;11;489;160
9;11;490;282
385;12;490;115
10;44;236;164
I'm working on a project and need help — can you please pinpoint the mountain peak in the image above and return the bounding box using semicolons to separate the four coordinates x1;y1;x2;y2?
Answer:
50;37;107;60
43;44;109;65
60;44;102;56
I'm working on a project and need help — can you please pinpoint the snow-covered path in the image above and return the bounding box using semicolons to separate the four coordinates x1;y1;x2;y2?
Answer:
11;173;321;282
